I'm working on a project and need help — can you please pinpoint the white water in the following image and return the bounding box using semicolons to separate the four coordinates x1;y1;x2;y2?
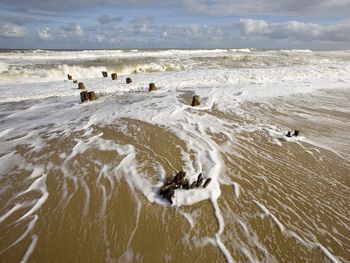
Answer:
0;49;349;263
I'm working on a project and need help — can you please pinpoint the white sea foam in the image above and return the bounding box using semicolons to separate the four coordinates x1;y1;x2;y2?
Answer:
253;200;343;263
0;61;9;72
0;203;24;224
230;48;252;53
279;49;313;53
20;235;38;263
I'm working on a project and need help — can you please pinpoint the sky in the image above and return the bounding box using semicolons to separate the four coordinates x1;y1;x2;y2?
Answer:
0;0;350;49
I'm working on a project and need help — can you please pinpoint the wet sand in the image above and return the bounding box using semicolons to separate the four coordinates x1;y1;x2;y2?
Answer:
1;85;350;263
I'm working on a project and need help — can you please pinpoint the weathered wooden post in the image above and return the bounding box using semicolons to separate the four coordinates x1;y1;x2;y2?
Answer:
203;178;211;188
149;83;156;91
73;80;78;83
88;91;97;101
80;91;89;103
191;95;200;106
293;130;300;137
78;82;85;89
102;71;108;78
196;173;203;187
111;73;117;80
126;77;132;84
67;74;72;80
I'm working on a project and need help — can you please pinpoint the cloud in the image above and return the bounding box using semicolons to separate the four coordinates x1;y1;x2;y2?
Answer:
0;0;169;12
0;14;54;25
3;0;349;17
0;20;26;38
237;19;350;42
98;15;122;24
37;27;53;40
61;22;84;37
180;0;350;17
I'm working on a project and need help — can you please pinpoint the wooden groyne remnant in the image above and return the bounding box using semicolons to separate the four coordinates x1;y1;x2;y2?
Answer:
126;77;132;84
159;170;211;205
111;73;117;80
102;71;108;78
149;83;156;91
286;130;300;138
80;91;97;103
191;95;200;106
78;82;85;89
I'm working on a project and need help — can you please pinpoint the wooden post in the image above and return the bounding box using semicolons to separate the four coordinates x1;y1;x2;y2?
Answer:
73;80;78;83
126;77;132;84
191;95;200;106
203;178;211;188
67;74;72;80
102;71;108;78
88;91;97;101
293;130;300;137
196;173;203;187
78;82;85;89
80;91;89;103
111;73;117;80
149;83;156;91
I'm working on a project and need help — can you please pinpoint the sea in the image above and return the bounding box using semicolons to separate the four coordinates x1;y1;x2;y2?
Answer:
0;48;349;263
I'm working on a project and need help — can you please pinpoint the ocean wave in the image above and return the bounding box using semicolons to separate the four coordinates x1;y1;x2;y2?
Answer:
0;62;190;84
0;49;229;62
0;64;108;84
229;48;252;53
279;49;313;53
0;62;9;72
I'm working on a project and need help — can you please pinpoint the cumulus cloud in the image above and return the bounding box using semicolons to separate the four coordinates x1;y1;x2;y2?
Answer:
157;23;225;44
0;21;26;38
237;19;350;42
61;22;84;37
37;27;53;40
